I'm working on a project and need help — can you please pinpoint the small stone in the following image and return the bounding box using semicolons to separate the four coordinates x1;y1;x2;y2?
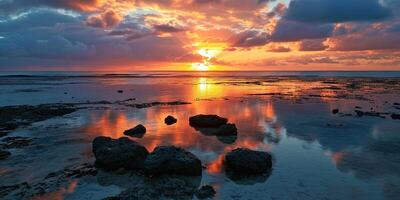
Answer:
117;90;124;93
164;115;177;125
332;109;339;114
124;124;146;137
195;185;216;199
391;113;400;120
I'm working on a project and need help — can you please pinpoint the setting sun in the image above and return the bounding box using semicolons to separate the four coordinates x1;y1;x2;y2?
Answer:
192;45;224;71
192;62;209;71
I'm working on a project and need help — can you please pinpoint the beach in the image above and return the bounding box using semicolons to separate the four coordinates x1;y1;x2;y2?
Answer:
1;71;400;200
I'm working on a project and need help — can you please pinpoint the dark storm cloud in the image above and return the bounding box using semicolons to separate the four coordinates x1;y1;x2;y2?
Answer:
228;30;270;47
0;0;102;15
86;10;123;29
0;9;79;31
299;39;328;51
153;24;185;33
329;22;400;51
284;0;392;23
0;9;196;67
271;20;334;42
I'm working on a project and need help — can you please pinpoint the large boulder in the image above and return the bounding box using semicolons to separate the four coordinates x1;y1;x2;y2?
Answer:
124;124;146;137
144;146;202;176
189;115;227;127
225;148;272;174
92;136;149;170
215;123;237;136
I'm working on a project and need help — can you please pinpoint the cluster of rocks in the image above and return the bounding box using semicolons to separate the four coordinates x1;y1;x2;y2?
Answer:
123;101;191;109
332;108;400;120
0;104;76;138
0;163;97;200
189;115;238;145
93;114;272;199
92;136;203;176
189;115;238;136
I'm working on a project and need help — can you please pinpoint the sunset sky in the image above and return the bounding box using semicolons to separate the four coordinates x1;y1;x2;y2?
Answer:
1;0;400;71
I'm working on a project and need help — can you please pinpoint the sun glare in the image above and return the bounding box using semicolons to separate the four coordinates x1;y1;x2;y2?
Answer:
192;46;223;71
192;63;209;71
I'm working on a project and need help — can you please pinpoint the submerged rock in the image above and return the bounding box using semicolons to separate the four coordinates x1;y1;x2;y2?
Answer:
195;185;216;199
332;109;339;114
144;146;202;176
189;114;228;128
124;101;191;109
0;150;11;160
92;136;149;170
0;104;76;132
1;137;32;149
225;148;272;174
103;175;201;200
355;110;386;118
164;115;177;125
0;163;97;200
123;124;146;137
391;113;400;120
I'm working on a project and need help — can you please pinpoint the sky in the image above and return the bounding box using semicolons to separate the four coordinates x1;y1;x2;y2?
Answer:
0;0;400;71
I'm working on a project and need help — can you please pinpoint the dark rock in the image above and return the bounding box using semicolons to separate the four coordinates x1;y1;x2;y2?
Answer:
391;113;400;120
355;110;364;117
1;137;32;149
332;109;339;114
325;123;344;128
225;148;272;174
117;90;124;93
217;135;237;144
0;150;11;160
214;123;237;136
92;136;149;170
144;146;202;176
124;124;146;137
394;103;400;106
164;115;177;125
0;104;76;132
355;106;362;109
0;131;8;138
124;101;191;109
195;185;216;199
103;175;201;200
1;122;19;131
0;163;96;200
189;114;228;127
355;110;385;118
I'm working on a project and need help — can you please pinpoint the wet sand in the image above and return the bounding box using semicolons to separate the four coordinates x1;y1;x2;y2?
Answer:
0;73;400;199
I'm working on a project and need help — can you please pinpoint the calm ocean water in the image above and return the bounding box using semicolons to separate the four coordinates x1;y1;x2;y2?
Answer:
1;71;400;77
1;70;399;199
